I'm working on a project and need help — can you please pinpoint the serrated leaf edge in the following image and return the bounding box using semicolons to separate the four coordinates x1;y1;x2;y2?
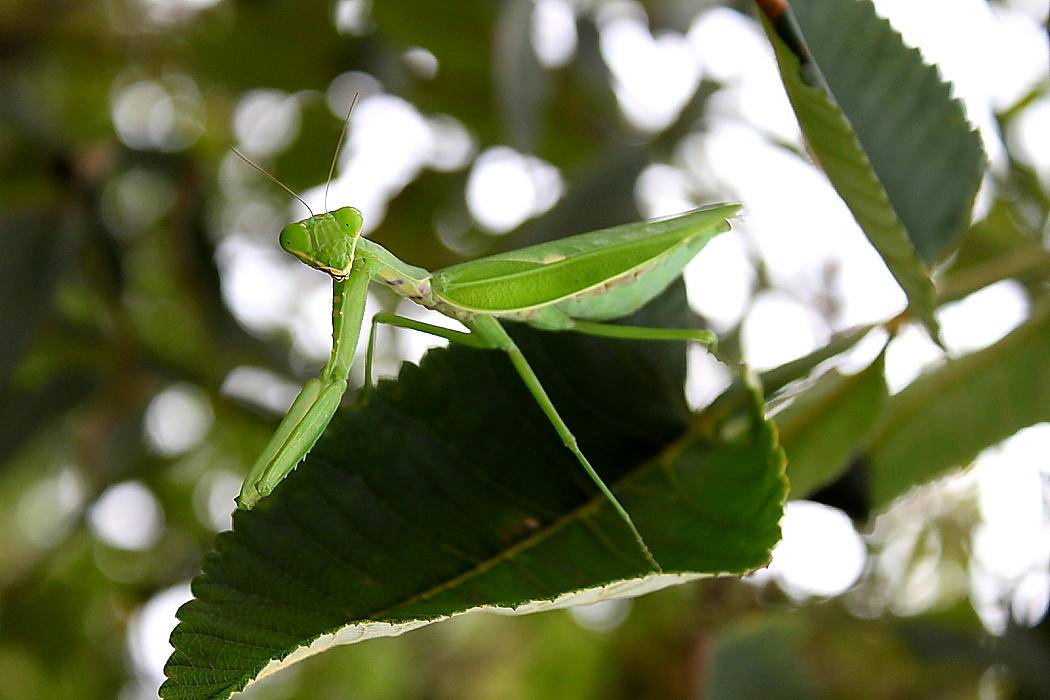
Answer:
760;8;943;341
252;572;713;691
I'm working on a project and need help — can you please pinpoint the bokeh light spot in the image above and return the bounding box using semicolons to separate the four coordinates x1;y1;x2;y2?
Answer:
402;46;439;79
88;481;164;551
598;10;700;132
193;470;243;532
233;89;301;157
937;279;1029;357
144;383;214;457
127;582;193;686
531;0;577;69
111;75;204;151
466;146;563;234
767;501;867;600
569;598;632;633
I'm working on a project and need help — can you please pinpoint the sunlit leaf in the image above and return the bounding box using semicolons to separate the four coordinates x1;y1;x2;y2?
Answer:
778;352;888;499
865;300;1050;506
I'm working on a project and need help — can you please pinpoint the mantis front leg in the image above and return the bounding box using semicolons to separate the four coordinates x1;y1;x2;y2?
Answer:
237;260;371;509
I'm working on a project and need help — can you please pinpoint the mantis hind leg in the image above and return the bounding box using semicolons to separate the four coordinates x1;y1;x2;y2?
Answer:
570;319;717;350
467;316;662;572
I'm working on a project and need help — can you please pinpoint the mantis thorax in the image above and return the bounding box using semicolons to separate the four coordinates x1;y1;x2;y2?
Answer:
280;206;364;280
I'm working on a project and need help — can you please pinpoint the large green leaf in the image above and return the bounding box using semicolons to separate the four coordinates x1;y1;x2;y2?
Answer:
777;352;888;499
760;0;985;336
162;284;787;700
865;300;1050;507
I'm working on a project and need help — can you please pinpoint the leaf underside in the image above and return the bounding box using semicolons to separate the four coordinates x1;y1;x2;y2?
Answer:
161;283;787;700
866;302;1050;507
777;352;888;499
762;0;985;337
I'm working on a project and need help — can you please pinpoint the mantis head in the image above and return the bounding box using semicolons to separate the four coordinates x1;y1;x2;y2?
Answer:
279;206;364;280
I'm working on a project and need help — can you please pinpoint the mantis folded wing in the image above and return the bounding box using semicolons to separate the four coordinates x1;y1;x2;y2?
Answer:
233;158;739;571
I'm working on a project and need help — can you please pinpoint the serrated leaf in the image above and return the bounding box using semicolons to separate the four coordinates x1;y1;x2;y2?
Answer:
760;0;985;337
865;300;1050;507
162;283;787;700
778;352;888;499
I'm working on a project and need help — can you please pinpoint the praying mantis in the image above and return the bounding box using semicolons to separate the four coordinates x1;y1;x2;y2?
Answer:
231;114;740;571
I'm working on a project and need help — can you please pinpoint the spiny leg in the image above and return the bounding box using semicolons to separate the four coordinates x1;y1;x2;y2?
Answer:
237;377;347;508
467;316;662;572
237;265;371;509
570;320;717;349
238;379;324;507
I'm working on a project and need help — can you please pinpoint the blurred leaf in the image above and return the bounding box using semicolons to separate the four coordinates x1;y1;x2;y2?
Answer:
162;284;787;699
494;0;546;151
187;1;350;92
704;616;815;700
866;300;1050;507
372;0;500;142
941;200;1050;303
778;352;888;499
760;325;875;399
760;0;985;338
0;211;66;385
705;325;876;430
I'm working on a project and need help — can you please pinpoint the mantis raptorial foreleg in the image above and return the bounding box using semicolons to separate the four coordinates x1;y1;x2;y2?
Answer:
237;262;371;509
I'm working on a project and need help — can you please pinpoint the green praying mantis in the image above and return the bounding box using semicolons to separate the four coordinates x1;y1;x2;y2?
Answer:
231;111;740;571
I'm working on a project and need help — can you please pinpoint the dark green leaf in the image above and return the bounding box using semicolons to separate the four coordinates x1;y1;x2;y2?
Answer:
705;616;816;700
0;211;66;386
162;284;787;699
760;0;985;336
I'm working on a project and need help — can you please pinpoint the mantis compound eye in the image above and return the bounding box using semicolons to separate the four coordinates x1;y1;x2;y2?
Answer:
279;222;313;258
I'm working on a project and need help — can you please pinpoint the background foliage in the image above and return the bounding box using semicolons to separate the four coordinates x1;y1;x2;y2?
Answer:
1;0;1048;698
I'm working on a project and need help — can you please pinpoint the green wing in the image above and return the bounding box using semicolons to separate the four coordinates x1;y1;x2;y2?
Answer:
431;204;741;313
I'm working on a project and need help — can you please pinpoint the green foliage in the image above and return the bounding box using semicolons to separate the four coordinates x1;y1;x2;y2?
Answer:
1;0;1048;698
162;284;787;699
866;303;1050;506
788;0;985;265
761;0;985;337
778;353;888;498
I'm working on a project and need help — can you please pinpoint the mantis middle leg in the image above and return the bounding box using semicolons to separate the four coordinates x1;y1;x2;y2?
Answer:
364;311;490;390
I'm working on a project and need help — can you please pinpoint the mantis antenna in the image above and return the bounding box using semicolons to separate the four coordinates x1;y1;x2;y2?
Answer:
324;92;359;212
230;146;315;217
